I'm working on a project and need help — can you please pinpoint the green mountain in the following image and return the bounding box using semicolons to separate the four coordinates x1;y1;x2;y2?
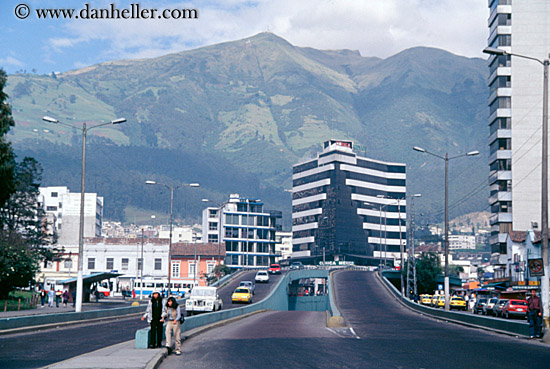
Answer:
4;33;489;227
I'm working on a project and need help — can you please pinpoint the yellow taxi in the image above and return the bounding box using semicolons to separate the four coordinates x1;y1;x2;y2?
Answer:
231;287;253;304
450;296;467;311
420;294;432;305
435;295;445;308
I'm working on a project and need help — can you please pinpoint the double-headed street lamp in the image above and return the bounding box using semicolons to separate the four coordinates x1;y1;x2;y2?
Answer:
42;116;126;312
146;180;199;294
413;146;479;310
483;46;550;335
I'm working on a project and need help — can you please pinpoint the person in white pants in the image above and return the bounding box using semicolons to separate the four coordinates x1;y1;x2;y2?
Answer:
162;296;183;355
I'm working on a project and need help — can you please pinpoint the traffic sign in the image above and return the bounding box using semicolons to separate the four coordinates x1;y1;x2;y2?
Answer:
528;258;545;277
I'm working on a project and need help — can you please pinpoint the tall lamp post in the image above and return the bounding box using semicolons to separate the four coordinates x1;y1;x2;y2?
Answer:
483;46;549;335
146;181;199;294
42;116;126;313
413;146;479;310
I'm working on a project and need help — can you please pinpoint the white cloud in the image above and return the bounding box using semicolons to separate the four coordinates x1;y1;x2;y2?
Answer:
46;0;489;64
0;55;24;68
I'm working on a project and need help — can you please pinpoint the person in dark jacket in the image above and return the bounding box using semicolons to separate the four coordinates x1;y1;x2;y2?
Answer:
527;289;543;338
141;290;165;348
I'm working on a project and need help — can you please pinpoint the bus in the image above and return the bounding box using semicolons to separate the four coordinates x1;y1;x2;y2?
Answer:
132;279;198;297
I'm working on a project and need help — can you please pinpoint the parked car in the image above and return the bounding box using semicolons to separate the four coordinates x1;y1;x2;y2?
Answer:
502;299;528;319
430;295;440;307
483;298;498;315
290;262;304;270
185;286;223;316
268;264;281;274
231;287;253;304
420;294;432;306
239;281;255;295
491;299;509;317
255;270;270;283
473;298;488;314
450;296;467;311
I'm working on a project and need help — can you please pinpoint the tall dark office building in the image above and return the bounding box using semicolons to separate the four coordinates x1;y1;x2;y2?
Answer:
292;140;407;264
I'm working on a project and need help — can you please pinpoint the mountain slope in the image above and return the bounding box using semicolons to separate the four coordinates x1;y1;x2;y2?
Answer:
5;33;489;226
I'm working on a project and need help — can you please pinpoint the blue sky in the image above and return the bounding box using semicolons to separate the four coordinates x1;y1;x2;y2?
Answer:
0;0;488;75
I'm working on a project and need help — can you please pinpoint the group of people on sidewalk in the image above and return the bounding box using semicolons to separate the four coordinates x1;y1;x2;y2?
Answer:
40;289;72;308
141;290;184;355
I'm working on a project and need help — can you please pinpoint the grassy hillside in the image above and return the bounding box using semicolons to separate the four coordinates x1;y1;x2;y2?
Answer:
5;33;489;226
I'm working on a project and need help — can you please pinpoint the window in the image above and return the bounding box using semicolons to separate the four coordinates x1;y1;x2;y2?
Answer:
46;206;57;211
154;258;162;271
188;262;196;277
209;222;217;231
88;258;95;270
225;227;239;238
137;258;143;272
172;262;180;278
208;234;218;243
209;209;218;217
51;192;58;197
207;263;215;275
58;224;62;230
58;202;62;208
106;258;114;270
121;258;129;271
225;214;239;225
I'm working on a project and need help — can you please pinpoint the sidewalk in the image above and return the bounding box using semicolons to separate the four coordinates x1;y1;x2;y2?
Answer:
41;340;166;369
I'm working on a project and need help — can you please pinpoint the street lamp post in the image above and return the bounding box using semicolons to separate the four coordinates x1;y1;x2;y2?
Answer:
413;146;479;310
42;116;126;313
483;46;550;336
146;181;199;295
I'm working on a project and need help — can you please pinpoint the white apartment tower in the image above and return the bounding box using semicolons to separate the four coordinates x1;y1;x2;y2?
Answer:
487;0;550;274
38;186;104;245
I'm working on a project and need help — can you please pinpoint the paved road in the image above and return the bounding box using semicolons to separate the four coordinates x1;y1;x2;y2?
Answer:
216;270;284;310
163;271;550;368
0;314;148;369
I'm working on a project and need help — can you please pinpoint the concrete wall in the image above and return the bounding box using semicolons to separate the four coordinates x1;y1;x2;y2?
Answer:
135;268;333;348
378;272;530;337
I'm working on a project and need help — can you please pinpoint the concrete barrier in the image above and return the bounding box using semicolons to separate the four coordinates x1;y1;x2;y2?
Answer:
135;268;335;348
377;272;530;337
0;304;147;332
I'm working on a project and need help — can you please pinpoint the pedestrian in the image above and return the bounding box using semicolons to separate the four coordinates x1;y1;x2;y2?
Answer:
40;289;46;308
48;288;55;307
527;289;543;339
141;290;164;349
55;289;62;307
94;288;100;303
163;296;183;355
62;290;69;307
72;289;76;307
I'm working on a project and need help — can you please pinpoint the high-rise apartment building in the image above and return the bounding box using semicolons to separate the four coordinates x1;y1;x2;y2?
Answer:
292;140;407;264
201;194;282;268
487;0;550;274
38;186;103;245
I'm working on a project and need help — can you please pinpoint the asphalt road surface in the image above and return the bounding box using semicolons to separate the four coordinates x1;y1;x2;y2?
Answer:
163;271;550;369
0;314;148;369
216;270;284;310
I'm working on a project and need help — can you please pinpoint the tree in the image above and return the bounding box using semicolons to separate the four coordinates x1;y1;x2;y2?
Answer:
415;252;442;294
0;69;16;207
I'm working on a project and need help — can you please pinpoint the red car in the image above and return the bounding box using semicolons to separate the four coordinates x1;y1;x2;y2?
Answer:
502;299;528;319
268;264;281;274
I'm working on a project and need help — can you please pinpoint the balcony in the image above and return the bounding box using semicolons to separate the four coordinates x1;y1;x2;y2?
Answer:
489;212;513;226
489;190;512;205
488;87;512;105
489;149;511;164
488;170;511;185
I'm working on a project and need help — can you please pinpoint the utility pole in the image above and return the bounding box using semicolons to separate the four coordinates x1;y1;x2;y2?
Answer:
406;197;419;298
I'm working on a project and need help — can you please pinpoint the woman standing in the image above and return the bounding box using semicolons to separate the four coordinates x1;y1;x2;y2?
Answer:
141;290;165;348
62;290;69;307
163;296;183;355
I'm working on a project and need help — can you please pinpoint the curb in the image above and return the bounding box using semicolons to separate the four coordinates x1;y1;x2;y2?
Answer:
144;348;168;369
374;272;540;342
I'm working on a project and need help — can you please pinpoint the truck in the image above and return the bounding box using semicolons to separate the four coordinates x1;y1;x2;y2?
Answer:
185;286;223;316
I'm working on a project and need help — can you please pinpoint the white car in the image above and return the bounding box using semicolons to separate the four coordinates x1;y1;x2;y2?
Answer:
185;286;223;316
255;270;270;283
